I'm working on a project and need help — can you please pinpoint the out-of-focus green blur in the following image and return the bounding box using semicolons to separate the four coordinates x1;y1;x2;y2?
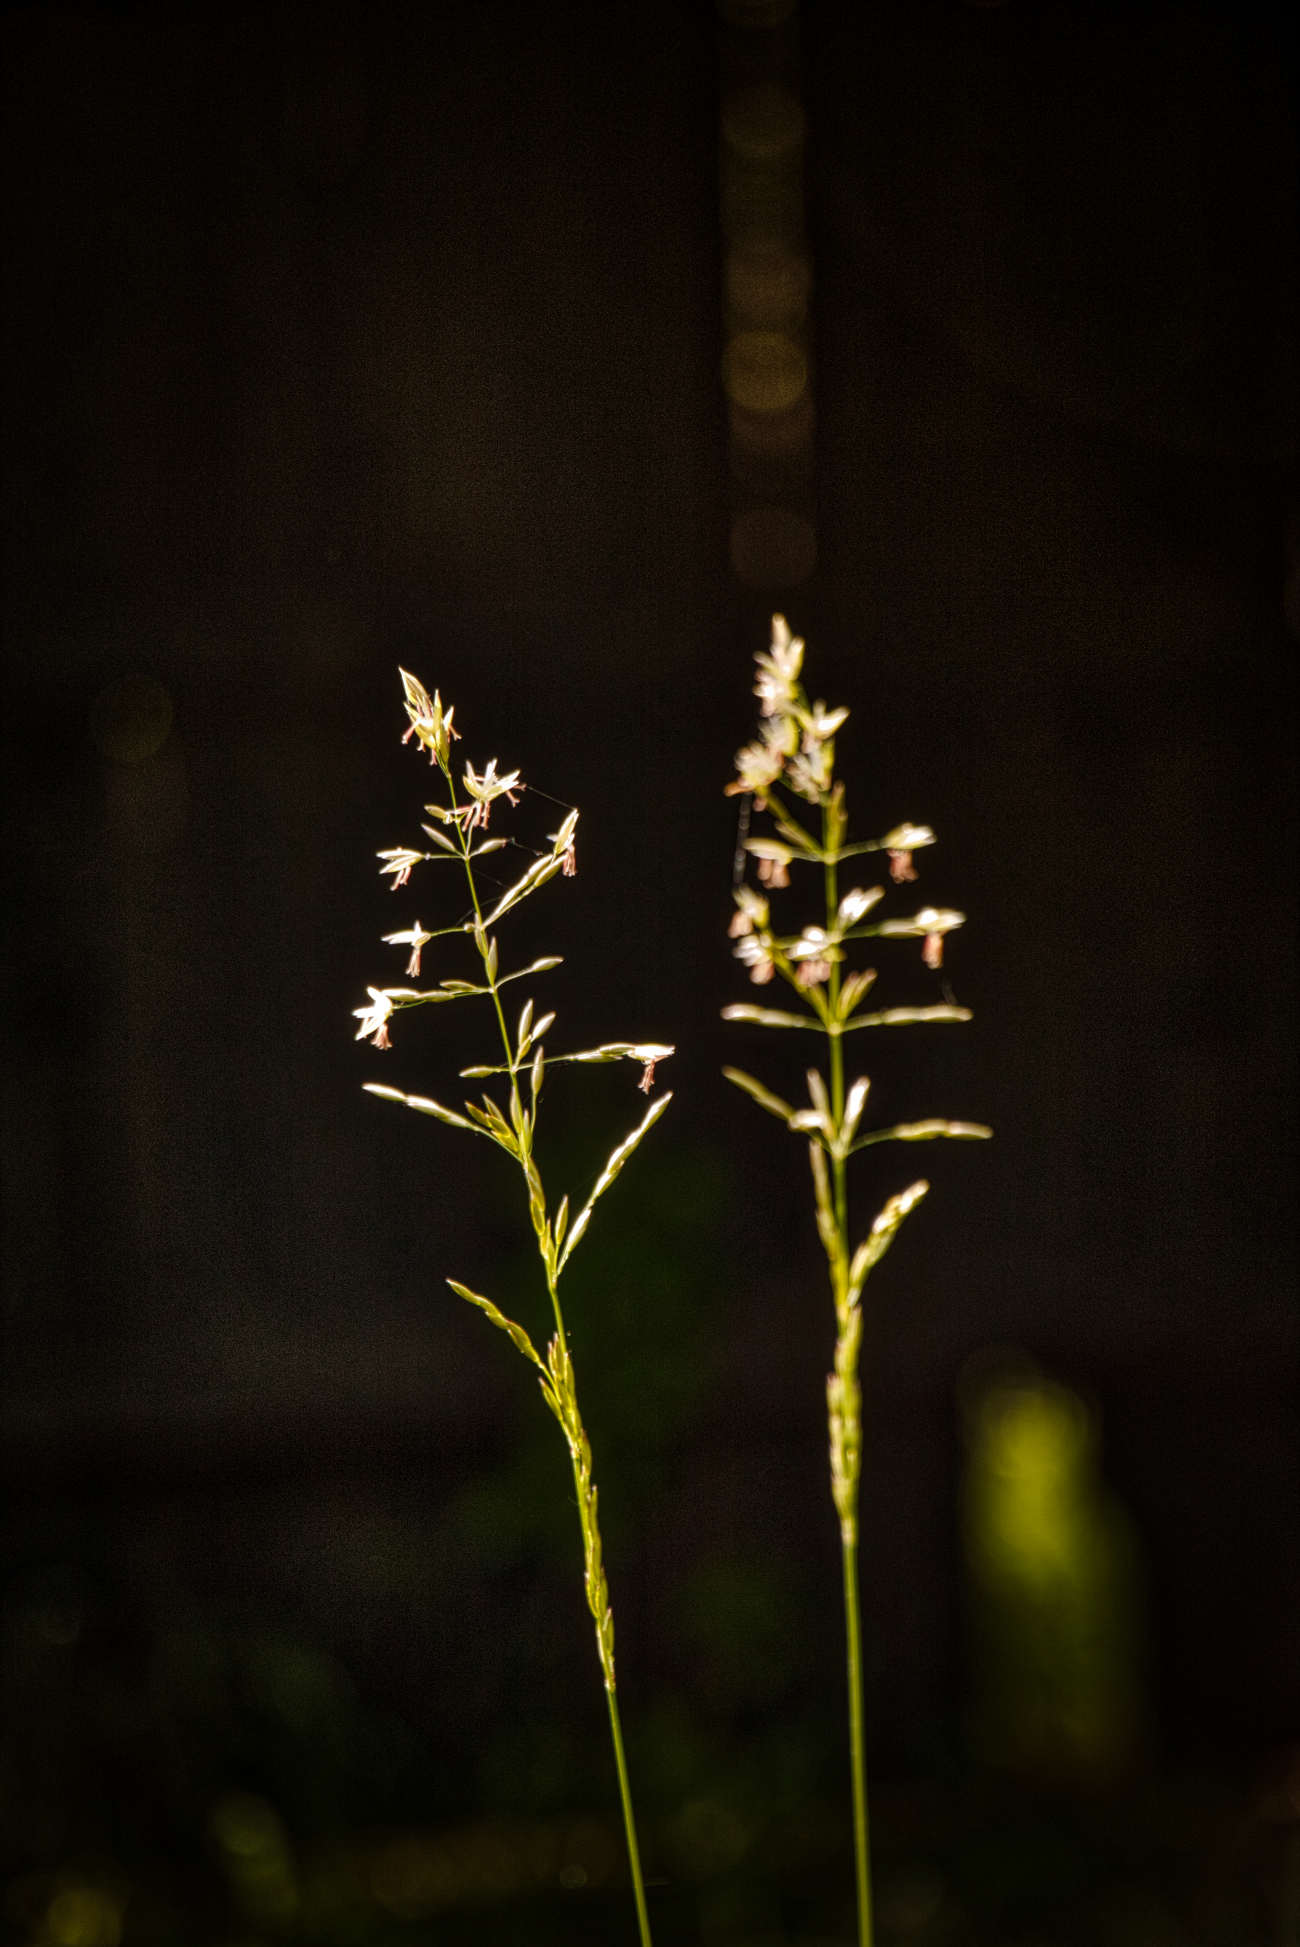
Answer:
962;1368;1145;1783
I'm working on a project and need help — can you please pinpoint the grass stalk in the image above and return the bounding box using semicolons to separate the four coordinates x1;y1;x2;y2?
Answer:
722;617;990;1947
607;1682;654;1947
824;783;874;1941
843;1537;873;1947
354;670;669;1944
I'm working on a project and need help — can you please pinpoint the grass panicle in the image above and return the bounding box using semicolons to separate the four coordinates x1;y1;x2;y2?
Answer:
353;669;669;1947
722;617;991;1947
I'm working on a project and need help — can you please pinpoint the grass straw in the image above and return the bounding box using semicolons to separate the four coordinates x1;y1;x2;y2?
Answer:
722;618;990;1947
353;670;672;1946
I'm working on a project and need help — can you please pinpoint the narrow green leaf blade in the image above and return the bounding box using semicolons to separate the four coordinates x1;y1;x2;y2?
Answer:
481;854;565;926
850;1118;992;1153
845;1179;930;1305
768;803;821;854
834;823;936;861
363;1083;474;1129
836;968;878;1019
841;1075;871;1147
743;837;795;864
809;1138;840;1266
557;1091;674;1272
545;1040;674;1068
870;908;965;940
721;1067;797;1124
721;1003;821;1031
496;957;563;989
843;1005;973;1031
462;1100;519;1155
446;1279;543;1368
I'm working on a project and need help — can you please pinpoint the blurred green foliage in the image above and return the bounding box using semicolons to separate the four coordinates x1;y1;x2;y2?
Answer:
961;1369;1145;1784
3;1253;1288;1944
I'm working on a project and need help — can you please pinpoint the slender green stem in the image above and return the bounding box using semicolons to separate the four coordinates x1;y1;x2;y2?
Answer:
449;780;522;1111
540;1256;569;1399
607;1679;654;1947
450;771;652;1944
543;1236;654;1942
842;1537;873;1947
824;804;848;1241
731;646;976;1947
824;796;872;1947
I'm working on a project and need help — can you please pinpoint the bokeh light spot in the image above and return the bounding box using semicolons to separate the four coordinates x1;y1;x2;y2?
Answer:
721;84;804;161
717;1;800;32
729;392;815;465
670;1796;751;1877
45;1887;121;1947
210;1791;282;1857
722;331;807;414
89;674;173;764
726;243;810;329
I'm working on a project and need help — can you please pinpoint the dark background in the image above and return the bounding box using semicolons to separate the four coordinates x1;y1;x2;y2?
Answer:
2;3;1296;1942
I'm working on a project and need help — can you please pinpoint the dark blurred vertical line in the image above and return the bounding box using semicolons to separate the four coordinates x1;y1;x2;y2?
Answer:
715;0;816;595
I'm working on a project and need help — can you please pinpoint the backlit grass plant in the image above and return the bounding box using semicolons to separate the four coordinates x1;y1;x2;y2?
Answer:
722;618;991;1947
353;670;673;1947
